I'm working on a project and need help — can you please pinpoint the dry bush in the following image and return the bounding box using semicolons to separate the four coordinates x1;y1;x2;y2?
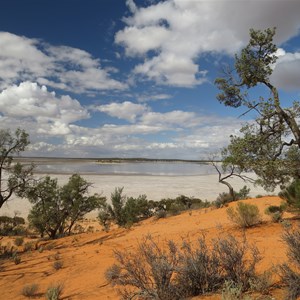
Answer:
213;234;262;291
21;283;39;298
280;227;300;299
106;234;263;299
105;236;181;299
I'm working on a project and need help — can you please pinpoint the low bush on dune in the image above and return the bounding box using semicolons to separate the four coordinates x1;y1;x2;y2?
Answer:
21;283;39;298
227;202;262;228
214;186;251;208
265;204;285;223
106;234;263;299
280;226;300;300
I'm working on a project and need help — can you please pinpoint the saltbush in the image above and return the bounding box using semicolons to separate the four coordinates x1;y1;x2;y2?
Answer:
106;234;262;299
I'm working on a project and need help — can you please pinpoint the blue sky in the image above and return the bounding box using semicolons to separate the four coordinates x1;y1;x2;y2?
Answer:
0;0;300;159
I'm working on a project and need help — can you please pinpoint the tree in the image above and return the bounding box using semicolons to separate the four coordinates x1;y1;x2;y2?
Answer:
27;174;106;238
215;28;300;190
210;153;254;201
0;128;34;208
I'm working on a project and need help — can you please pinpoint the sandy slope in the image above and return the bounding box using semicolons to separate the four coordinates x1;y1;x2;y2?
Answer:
0;196;297;299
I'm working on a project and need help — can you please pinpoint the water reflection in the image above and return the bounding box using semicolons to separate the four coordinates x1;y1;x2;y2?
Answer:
33;161;215;176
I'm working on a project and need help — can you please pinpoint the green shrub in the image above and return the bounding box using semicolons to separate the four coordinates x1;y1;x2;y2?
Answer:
236;186;251;200
45;283;63;300
21;283;39;298
215;192;236;208
227;202;262;228
279;179;300;210
265;205;285;223
0;215;25;236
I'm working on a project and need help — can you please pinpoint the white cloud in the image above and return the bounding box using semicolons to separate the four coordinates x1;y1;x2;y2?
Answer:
0;81;89;135
116;0;300;87
0;32;127;93
96;101;149;122
137;93;171;102
141;110;199;127
271;51;300;90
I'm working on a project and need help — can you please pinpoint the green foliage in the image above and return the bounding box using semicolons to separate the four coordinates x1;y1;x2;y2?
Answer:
214;186;251;208
27;174;106;239
0;215;25;236
265;205;285;222
227;202;262;228
279;179;300;211
0;128;34;208
215;28;300;191
236;186;251;200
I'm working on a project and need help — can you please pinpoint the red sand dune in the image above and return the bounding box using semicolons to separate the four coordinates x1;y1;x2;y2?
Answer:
0;196;298;299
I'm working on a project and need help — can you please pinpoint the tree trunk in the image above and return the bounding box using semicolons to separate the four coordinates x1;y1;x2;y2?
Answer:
220;179;236;201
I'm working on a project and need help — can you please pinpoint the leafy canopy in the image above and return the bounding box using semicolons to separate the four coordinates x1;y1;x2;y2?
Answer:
215;28;300;190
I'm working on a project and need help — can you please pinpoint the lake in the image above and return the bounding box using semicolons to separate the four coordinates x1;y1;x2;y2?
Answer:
31;159;215;176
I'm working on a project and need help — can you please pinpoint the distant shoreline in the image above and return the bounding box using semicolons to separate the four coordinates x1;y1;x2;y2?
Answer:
14;156;217;164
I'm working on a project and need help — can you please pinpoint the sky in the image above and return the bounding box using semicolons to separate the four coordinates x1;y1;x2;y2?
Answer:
0;0;300;159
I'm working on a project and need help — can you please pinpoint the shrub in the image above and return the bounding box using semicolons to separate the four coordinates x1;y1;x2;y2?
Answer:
176;236;222;296
154;209;167;219
14;237;24;247
236;186;251;200
53;260;63;270
214;192;235;208
213;234;262;291
227;202;262;228
0;215;25;235
265;205;284;223
12;253;21;265
279;179;300;211
280;227;300;300
21;283;39;298
106;234;262;298
0;243;17;259
105;236;182;300
45;283;64;300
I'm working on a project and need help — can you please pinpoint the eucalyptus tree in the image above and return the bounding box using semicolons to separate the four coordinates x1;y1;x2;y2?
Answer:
215;28;300;190
0;128;34;208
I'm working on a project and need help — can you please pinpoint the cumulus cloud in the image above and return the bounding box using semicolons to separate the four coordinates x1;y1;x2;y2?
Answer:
271;50;300;90
96;101;149;122
0;81;89;135
117;0;300;87
0;32;127;93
